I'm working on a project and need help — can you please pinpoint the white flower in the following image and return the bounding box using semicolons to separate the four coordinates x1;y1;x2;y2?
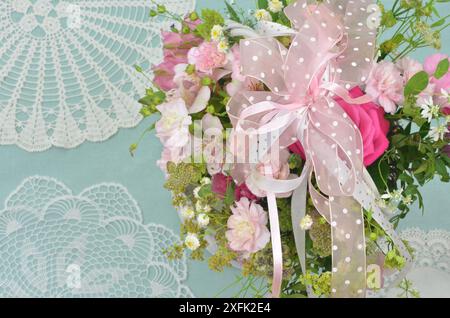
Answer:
381;189;403;202
180;206;195;220
195;200;211;213
193;186;201;199
268;0;284;13
217;40;229;53
419;96;440;123
200;177;211;185
402;195;413;206
428;125;448;142
197;214;210;228
155;98;192;149
299;215;313;230
185;233;200;251
254;9;272;21
211;25;224;41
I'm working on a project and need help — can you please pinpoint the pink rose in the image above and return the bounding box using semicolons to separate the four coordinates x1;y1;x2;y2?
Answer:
211;173;233;198
153;19;202;91
226;198;270;253
424;53;450;92
188;41;227;74
335;87;390;166
235;183;258;201
366;61;404;114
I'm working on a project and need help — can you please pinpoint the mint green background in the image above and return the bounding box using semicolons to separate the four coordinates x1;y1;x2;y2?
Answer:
0;0;448;297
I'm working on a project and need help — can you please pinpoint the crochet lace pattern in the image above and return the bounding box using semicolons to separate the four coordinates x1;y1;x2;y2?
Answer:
0;176;193;297
0;0;195;152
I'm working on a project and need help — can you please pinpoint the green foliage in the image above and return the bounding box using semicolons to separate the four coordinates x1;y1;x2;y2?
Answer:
378;0;449;61
435;58;450;79
195;9;225;40
298;271;332;297
404;71;429;96
164;162;204;194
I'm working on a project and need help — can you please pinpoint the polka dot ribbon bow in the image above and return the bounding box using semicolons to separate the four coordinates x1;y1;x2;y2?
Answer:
227;0;411;298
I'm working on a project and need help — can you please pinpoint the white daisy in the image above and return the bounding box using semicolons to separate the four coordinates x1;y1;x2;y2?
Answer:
210;25;223;41
254;9;272;21
197;214;210;228
268;0;284;13
185;233;200;251
180;206;195;220
299;215;313;230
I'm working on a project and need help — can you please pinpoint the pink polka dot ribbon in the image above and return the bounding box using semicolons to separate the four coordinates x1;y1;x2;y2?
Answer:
227;0;411;298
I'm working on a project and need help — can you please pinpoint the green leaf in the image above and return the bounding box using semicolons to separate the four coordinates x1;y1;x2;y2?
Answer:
224;1;241;23
257;0;269;9
434;58;449;79
138;95;154;106
195;9;225;40
404;71;429;96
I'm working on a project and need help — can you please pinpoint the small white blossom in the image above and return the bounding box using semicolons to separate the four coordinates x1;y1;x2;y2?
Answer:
210;25;223;41
196;200;211;213
428;125;448;142
268;0;284;13
299;215;313;230
180;206;195;220
197;213;210;228
254;9;272;21
217;39;229;53
193;186;202;199
419;96;440;123
185;233;200;251
402;195;413;206
200;177;211;185
381;189;403;202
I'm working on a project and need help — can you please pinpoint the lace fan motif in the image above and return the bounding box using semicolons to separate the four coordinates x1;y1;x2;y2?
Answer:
369;228;450;298
0;0;195;152
0;176;193;297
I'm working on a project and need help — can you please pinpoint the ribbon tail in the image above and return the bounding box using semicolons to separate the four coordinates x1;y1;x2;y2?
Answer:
290;162;312;276
267;192;283;298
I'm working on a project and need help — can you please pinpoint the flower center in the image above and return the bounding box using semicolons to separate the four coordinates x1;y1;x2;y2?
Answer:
236;220;255;237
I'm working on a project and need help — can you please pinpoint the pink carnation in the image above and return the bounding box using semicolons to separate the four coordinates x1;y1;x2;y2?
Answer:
366;61;404;114
335;87;390;166
396;57;423;82
226;198;270;253
188;41;227;74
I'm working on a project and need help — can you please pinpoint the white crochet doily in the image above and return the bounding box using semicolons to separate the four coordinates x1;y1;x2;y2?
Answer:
0;0;195;152
0;176;193;297
369;228;450;298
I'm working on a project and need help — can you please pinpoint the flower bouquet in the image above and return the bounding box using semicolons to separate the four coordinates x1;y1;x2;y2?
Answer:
134;0;450;298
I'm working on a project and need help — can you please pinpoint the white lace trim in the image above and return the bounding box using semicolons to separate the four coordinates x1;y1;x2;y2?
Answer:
0;0;196;152
0;176;193;297
369;228;450;298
